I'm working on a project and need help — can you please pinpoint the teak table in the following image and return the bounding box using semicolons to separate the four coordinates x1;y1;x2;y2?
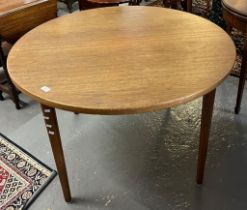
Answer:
7;6;236;202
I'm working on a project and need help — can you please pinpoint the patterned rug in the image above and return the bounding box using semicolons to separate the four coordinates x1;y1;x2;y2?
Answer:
148;0;245;78
0;133;56;210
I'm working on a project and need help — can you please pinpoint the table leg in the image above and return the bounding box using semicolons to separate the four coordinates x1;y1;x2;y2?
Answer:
41;104;72;202
196;89;216;184
186;0;192;12
235;29;247;114
0;91;4;101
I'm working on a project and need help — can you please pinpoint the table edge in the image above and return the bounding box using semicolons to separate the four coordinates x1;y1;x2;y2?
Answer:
222;0;247;18
10;67;235;115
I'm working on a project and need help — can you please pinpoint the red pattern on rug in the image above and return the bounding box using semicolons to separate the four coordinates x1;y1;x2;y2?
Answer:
0;134;56;210
0;166;9;193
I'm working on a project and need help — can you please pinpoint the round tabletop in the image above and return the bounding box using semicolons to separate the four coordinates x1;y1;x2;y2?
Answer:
8;6;236;114
222;0;247;17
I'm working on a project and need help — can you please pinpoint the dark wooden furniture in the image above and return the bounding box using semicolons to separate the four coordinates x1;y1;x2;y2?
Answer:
0;0;57;109
59;0;78;12
0;38;20;109
78;0;138;10
162;0;184;10
8;6;236;202
0;0;57;42
222;0;247;114
162;0;192;11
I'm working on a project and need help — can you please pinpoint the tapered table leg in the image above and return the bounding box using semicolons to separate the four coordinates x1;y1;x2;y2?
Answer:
197;89;216;184
235;29;247;114
41;104;71;202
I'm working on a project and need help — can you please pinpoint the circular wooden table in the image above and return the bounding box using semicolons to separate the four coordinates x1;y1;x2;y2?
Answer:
222;0;247;114
7;6;236;202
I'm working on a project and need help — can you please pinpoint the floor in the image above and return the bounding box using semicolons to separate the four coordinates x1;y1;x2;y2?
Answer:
2;76;247;210
1;3;247;210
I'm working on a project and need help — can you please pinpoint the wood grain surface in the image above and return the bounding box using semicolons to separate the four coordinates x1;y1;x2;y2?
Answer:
0;0;57;42
8;6;236;114
222;0;247;17
0;0;44;15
